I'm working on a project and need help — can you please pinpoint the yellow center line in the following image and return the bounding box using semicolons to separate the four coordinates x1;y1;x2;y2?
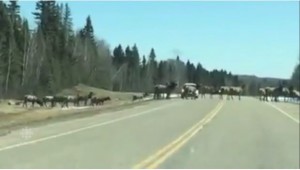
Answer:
132;101;225;169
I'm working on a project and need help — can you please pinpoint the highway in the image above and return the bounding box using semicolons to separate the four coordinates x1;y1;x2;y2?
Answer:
0;96;299;168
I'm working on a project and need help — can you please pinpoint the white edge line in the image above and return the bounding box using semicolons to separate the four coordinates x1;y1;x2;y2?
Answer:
0;102;178;152
267;103;299;124
38;103;148;129
14;99;156;130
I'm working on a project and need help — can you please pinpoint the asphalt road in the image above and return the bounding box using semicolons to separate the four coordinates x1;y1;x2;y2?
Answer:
0;96;298;168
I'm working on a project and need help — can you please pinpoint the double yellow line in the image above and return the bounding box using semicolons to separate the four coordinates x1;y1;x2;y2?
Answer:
132;101;225;169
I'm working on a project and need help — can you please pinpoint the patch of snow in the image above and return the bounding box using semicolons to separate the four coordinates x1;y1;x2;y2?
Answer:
61;106;92;111
265;96;300;104
143;94;179;101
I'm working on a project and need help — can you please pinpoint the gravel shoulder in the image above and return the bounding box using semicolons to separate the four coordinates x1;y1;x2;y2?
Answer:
0;98;155;136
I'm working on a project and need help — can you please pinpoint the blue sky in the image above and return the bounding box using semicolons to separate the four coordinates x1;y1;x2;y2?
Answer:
18;1;299;79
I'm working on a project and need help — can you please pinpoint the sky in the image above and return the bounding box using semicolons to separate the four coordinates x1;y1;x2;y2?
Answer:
17;1;299;79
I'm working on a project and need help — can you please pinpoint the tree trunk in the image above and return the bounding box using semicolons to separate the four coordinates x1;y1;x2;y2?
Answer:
5;25;14;93
119;75;123;91
21;31;29;87
35;31;46;85
5;37;13;94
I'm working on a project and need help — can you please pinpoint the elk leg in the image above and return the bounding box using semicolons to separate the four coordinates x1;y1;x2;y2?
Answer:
23;100;26;107
62;101;67;108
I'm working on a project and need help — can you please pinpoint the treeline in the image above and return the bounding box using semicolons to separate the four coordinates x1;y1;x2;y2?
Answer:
111;46;241;93
0;0;112;98
239;60;299;96
0;0;254;98
290;61;299;90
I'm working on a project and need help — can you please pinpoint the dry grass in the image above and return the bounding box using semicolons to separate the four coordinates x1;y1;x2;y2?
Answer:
0;101;29;115
57;84;142;101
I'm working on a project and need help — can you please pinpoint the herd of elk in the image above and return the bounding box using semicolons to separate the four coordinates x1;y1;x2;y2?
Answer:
259;86;300;102
194;84;299;102
22;92;112;108
197;84;245;100
13;84;300;109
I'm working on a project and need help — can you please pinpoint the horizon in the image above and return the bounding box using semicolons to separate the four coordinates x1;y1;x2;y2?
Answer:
17;1;299;79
